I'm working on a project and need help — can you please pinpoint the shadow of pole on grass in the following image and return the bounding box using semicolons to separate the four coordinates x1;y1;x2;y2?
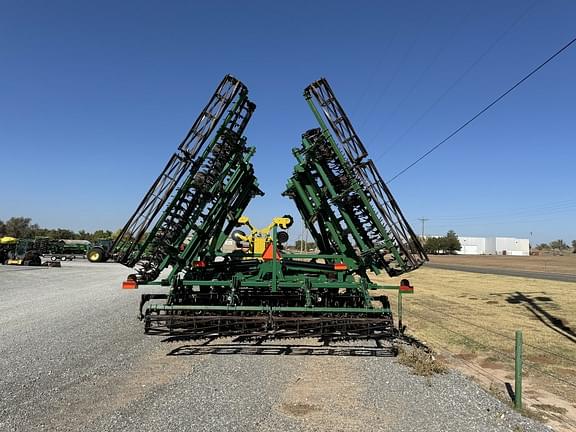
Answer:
506;291;576;344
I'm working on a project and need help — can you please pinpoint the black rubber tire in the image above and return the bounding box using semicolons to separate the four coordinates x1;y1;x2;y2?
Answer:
22;252;41;266
277;230;289;244
87;247;105;263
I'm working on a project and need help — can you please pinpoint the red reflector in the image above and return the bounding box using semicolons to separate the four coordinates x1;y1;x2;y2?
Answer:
122;280;138;289
399;285;414;293
193;260;206;268
334;263;347;271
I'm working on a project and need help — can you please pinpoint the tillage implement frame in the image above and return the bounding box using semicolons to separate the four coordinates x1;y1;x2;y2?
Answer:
111;75;427;340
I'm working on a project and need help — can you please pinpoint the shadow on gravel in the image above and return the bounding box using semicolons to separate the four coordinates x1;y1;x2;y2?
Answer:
167;339;397;357
506;291;576;344
166;343;397;357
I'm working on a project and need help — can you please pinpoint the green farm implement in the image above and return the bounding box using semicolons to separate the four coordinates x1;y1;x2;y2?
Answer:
0;237;41;266
111;75;427;340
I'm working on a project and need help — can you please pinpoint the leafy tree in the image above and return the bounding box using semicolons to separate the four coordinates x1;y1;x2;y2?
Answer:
535;243;549;250
4;217;39;238
77;230;91;240
423;231;461;255
0;215;125;247
424;237;442;254
445;230;461;254
50;228;76;239
549;239;568;250
91;230;113;242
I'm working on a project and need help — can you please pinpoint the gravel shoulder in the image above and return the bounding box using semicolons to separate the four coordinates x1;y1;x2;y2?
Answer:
0;261;555;432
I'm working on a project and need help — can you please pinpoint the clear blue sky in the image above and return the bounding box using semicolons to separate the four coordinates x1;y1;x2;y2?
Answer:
1;0;575;245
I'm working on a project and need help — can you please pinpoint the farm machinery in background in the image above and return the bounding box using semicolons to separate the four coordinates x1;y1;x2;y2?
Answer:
86;238;114;263
110;75;427;339
0;236;100;265
0;237;42;266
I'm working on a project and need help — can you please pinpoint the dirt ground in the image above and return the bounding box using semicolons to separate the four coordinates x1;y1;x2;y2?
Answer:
429;254;576;275
371;265;576;431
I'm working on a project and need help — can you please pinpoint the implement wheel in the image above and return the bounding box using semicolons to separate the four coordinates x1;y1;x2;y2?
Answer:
23;251;41;266
87;247;106;263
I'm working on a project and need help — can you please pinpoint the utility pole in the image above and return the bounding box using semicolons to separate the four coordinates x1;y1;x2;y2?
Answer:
417;218;429;239
300;219;305;253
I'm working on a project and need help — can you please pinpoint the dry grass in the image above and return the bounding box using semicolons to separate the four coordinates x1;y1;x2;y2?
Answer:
371;266;576;407
429;254;576;275
397;345;448;376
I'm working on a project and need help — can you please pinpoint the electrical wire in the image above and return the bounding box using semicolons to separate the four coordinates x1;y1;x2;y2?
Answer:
372;0;536;157
364;5;475;144
426;199;576;222
385;35;576;183
350;30;400;117
356;8;436;130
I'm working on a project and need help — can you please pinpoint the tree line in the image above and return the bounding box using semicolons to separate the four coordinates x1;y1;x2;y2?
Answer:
422;230;462;255
535;239;576;253
3;217;575;254
0;217;116;242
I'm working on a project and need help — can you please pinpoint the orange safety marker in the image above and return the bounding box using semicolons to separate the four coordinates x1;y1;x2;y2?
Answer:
261;243;282;261
122;279;138;289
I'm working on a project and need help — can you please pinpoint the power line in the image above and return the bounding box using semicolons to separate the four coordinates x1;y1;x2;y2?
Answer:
428;215;576;229
372;0;537;158
424;199;576;222
356;8;436;130
417;218;429;238
386;35;576;184
350;30;399;117
364;4;475;144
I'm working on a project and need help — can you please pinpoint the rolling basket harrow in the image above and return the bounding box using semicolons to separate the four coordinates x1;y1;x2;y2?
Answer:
110;75;427;340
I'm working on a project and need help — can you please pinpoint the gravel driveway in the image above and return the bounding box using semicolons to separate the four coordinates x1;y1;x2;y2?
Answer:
0;261;553;432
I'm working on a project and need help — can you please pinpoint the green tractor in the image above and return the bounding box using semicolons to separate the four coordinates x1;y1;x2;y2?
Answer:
86;238;114;263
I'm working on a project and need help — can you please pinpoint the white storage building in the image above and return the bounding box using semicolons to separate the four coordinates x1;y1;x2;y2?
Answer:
458;237;486;255
455;236;529;256
486;237;530;256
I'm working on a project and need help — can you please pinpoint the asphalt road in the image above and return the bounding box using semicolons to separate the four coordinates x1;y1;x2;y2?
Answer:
427;262;576;283
0;261;551;432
